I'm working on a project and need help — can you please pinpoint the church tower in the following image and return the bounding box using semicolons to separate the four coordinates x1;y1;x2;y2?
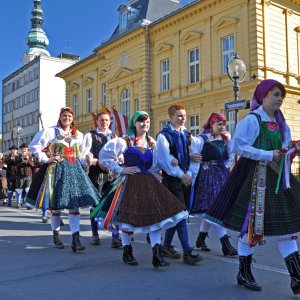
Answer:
23;0;50;64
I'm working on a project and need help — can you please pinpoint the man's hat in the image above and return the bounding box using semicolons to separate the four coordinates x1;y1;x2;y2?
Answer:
9;145;18;150
20;143;28;149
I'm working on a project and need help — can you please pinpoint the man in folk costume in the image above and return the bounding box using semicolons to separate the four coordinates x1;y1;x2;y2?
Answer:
4;145;20;207
205;79;300;294
81;112;122;248
15;143;36;209
156;104;202;265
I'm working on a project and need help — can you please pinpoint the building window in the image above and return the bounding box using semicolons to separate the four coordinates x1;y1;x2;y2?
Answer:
30;90;35;102
25;93;29;105
102;83;107;106
34;67;39;79
31;113;35;124
189;115;200;136
73;94;78;117
222;35;235;74
20;76;24;87
87;89;92;113
119;11;128;30
135;99;140;111
35;88;39;101
20;96;24;107
160;120;169;130
225;110;236;136
161;59;170;91
24;73;29;84
121;88;130;118
29;70;34;81
189;49;199;84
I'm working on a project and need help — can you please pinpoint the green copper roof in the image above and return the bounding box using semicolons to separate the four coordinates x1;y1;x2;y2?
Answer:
25;0;50;56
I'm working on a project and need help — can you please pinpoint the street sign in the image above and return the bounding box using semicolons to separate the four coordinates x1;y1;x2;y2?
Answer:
224;99;250;110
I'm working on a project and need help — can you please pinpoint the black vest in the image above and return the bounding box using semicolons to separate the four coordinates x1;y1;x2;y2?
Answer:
90;130;110;157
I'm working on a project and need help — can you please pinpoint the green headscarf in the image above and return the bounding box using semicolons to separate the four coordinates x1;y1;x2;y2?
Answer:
127;111;149;136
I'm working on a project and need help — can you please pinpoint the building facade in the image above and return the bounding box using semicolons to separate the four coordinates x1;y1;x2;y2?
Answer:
58;0;300;138
1;0;78;152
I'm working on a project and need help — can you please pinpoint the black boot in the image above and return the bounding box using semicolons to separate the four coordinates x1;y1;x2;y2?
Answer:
237;255;262;291
71;231;85;253
123;245;138;266
152;244;170;268
195;232;211;252
285;251;300;295
53;230;64;249
220;234;238;256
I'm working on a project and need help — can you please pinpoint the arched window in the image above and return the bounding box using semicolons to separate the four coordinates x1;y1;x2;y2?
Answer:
121;88;130;118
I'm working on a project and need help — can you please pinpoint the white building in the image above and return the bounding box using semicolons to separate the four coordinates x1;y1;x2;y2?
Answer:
1;0;79;152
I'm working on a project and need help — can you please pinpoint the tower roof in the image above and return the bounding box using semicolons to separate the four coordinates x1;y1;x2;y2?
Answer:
24;0;50;63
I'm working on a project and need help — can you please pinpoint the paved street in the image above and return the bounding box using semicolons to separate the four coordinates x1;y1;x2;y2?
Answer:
0;201;297;300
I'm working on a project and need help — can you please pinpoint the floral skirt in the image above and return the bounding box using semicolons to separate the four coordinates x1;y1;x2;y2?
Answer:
91;173;188;233
26;159;100;210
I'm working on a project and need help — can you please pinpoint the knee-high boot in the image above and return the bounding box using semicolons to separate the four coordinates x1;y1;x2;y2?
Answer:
237;255;262;291
285;252;300;295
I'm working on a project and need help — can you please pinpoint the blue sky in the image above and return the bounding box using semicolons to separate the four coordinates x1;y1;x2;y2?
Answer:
0;0;191;131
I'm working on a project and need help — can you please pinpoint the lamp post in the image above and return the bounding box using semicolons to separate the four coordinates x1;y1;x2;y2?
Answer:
226;52;247;131
13;124;23;149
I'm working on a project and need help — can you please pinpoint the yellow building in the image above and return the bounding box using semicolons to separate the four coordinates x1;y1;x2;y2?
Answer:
57;0;300;138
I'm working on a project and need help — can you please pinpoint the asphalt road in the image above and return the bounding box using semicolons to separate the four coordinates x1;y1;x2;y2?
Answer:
0;201;298;300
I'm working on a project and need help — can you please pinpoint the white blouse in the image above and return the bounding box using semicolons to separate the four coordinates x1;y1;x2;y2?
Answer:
156;124;190;179
80;128;114;166
230;106;291;161
29;126;84;163
99;136;158;174
189;133;235;182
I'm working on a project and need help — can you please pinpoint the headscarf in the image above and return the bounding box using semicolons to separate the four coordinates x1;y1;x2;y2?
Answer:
57;107;77;136
250;79;286;140
127;111;149;136
202;113;226;134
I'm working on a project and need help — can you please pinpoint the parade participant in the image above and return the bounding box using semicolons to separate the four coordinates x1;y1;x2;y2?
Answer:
26;107;100;252
0;153;7;203
205;79;300;294
190;113;237;256
156;104;201;265
4;145;20;207
81;112;121;248
15;143;35;209
92;111;188;268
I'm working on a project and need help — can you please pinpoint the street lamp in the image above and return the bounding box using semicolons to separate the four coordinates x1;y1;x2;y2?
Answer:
227;52;246;101
226;52;247;133
13;124;23;149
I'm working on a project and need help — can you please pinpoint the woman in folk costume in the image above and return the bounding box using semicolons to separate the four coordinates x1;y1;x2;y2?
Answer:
190;113;237;256
91;111;188;268
205;79;300;294
26;107;100;252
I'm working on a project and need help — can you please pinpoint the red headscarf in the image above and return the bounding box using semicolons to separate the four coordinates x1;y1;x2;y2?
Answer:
203;113;226;133
57;107;77;136
202;113;228;140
